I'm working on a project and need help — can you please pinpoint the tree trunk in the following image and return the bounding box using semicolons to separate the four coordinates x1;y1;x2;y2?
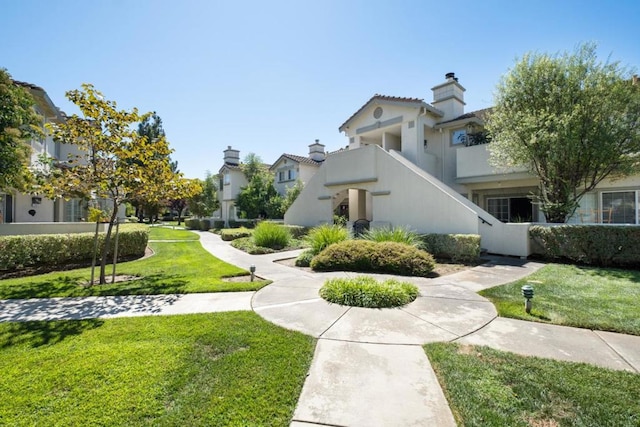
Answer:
99;202;120;284
177;207;183;225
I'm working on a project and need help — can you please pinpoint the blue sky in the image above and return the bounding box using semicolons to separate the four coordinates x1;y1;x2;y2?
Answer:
2;0;639;179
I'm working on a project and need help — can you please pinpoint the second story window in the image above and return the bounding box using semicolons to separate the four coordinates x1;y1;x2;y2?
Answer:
452;129;467;145
288;169;296;180
224;173;230;185
278;171;285;182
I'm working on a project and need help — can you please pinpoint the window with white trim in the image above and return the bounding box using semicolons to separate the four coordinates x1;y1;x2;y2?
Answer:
602;191;638;224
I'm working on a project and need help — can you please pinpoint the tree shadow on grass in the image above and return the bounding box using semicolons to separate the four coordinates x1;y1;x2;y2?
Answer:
0;318;105;349
0;273;189;300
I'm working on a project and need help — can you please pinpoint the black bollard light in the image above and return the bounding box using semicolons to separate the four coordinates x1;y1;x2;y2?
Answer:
250;264;256;282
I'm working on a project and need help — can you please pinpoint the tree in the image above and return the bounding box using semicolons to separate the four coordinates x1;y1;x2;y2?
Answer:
235;153;283;219
281;179;304;213
486;43;640;223
0;68;42;191
187;172;219;218
40;84;194;284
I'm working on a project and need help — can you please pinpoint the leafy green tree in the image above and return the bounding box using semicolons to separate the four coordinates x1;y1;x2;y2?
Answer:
40;84;194;284
281;179;304;213
487;43;640;223
187;172;219;218
235;154;283;219
0;68;42;191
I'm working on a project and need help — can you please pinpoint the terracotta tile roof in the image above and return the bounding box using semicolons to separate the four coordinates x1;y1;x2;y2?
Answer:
437;107;493;125
339;94;443;132
269;153;323;171
218;162;271;174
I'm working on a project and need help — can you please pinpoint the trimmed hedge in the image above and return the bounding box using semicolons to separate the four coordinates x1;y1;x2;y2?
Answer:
420;234;481;262
185;218;200;230
319;276;419;308
282;225;309;239
199;219;211;231
0;225;149;271
310;240;435;276
221;227;253;241
530;225;640;267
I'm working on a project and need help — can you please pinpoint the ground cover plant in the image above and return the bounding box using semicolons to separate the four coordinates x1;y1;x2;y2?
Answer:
220;227;253;241
0;236;267;300
310;240;435;276
425;342;640;426
320;276;418;308
0;312;315;426
479;263;640;335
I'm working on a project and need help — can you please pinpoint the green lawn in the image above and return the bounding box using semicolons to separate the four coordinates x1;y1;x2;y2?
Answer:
479;263;640;335
148;226;198;241
425;342;640;427
0;239;268;300
0;312;315;426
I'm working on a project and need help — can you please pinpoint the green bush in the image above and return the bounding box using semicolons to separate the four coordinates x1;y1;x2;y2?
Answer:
212;220;225;230
310;240;435;276
295;249;315;267
319;276;419;308
199;219;211;231
305;224;349;255
253;222;291;249
530;225;640;267
0;225;148;271
230;237;276;255
282;225;309;239
221;227;253;241
185;218;200;230
361;225;424;248
420;234;481;262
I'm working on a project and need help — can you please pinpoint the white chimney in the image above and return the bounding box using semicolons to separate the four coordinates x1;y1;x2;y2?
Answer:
308;139;325;162
431;72;466;121
223;146;240;166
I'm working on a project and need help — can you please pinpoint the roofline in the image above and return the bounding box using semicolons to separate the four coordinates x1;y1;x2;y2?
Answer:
338;95;444;133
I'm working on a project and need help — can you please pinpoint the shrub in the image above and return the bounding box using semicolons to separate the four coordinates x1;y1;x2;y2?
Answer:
185;218;200;230
319;276;419;308
221;227;253;241
295;249;315;267
420;234;481;263
530;225;640;267
310;240;435;276
253;222;291;249
282;225;309;239
230;237;275;255
0;225;148;271
305;224;349;255
199;219;212;231
361;225;424;248
212;220;225;230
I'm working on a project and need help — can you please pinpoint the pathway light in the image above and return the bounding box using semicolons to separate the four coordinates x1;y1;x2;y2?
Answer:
521;284;534;314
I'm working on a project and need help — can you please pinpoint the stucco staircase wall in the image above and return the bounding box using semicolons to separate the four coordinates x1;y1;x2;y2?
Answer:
285;145;530;257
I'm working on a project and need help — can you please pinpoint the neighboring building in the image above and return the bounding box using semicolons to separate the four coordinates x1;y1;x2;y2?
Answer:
285;73;640;256
269;140;325;196
217;146;247;225
0;81;80;224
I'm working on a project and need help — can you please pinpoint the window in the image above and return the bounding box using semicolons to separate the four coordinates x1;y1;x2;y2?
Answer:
288;169;296;180
64;198;83;222
223;173;230;185
602;191;638;224
451;129;467;145
278;171;285;182
487;198;509;222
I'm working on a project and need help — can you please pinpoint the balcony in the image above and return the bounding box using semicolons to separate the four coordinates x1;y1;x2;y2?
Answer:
456;144;529;183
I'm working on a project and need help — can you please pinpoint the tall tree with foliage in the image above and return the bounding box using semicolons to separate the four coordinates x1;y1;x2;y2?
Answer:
0;68;42;191
235;153;283;219
40;84;194;284
187;172;219;218
487;43;640;223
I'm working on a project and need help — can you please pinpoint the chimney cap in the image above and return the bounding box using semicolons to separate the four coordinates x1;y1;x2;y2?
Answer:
445;72;455;79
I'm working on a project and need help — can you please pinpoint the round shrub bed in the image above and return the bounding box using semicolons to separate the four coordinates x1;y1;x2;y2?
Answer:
319;276;419;308
310;240;435;276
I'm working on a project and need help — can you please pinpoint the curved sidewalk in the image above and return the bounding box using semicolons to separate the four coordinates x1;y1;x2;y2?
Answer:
195;231;640;427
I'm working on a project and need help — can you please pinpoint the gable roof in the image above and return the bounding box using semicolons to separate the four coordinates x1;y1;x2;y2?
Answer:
434;107;492;128
269;153;323;171
13;80;66;122
338;94;444;133
218;162;271;175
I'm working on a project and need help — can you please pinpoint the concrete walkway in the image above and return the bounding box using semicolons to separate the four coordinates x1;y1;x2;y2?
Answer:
3;230;640;427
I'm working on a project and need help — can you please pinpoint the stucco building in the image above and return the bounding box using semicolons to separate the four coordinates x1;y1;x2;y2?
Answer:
269;140;326;196
285;73;640;256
